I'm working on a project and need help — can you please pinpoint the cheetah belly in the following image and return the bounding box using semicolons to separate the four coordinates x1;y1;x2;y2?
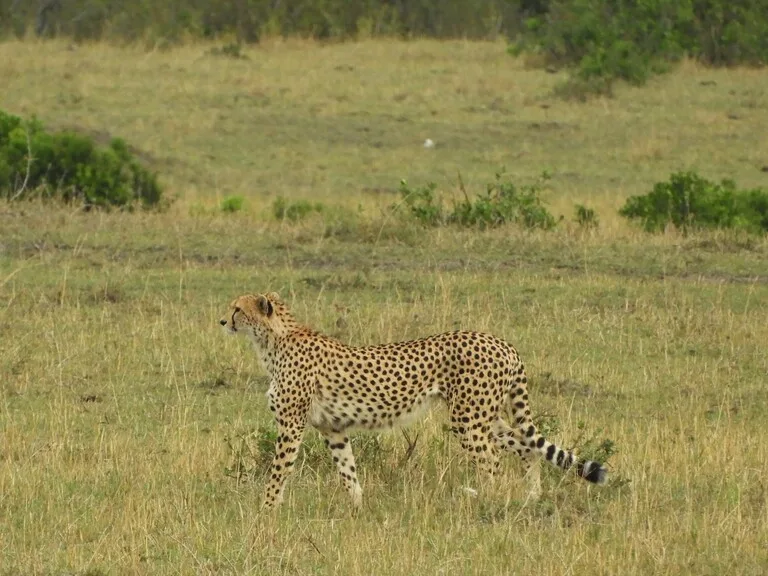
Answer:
308;385;443;433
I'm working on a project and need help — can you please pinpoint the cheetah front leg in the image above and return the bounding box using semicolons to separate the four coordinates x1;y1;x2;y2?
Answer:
318;429;363;508
263;383;310;509
263;420;306;509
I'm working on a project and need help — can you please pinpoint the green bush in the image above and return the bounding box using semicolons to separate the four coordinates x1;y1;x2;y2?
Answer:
0;110;163;209
510;0;768;98
451;172;557;229
619;171;768;234
398;180;445;226
398;172;557;230
220;195;245;213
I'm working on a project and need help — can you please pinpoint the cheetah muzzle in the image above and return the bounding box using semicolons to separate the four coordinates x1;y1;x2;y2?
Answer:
219;292;608;509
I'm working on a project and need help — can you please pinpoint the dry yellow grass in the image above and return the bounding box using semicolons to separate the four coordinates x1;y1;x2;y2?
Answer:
1;39;767;575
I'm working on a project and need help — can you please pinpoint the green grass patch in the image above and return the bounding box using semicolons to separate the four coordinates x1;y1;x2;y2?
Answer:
220;195;245;213
0;39;767;576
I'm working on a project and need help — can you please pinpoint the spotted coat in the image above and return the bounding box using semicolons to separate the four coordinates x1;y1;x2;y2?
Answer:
220;292;607;508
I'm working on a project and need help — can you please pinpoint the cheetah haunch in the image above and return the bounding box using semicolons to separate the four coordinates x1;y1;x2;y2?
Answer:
220;292;607;509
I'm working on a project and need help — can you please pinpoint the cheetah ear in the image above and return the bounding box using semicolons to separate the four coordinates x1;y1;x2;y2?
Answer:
265;291;281;303
256;294;274;317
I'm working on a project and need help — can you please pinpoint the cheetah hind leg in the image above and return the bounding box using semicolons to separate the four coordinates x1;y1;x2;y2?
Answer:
319;430;363;509
490;418;542;500
448;411;501;477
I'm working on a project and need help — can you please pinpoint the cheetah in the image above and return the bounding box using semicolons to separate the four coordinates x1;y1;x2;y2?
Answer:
220;292;607;509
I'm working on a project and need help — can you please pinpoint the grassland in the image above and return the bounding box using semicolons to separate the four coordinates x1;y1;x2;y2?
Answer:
1;38;767;575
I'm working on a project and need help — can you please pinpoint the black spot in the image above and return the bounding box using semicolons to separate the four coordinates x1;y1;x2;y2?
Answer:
546;445;556;460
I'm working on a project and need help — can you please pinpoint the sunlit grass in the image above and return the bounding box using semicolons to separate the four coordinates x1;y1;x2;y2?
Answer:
1;38;767;575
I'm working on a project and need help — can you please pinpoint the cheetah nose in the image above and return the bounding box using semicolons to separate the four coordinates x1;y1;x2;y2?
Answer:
219;319;227;326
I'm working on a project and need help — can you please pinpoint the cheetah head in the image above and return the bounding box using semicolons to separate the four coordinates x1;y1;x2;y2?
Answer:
219;292;291;340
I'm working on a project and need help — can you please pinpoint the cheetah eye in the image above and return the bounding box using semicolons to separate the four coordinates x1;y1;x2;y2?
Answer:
234;307;241;313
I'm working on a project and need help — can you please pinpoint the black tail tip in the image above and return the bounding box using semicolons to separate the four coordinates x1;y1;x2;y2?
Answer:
578;461;608;484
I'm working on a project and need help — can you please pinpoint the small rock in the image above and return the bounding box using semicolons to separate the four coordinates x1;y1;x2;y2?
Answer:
423;138;435;149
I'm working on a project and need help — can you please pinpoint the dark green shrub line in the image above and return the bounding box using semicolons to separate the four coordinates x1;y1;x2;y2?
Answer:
5;1;764;102
0;109;163;209
619;171;768;235
3;1;765;102
509;0;768;99
0;0;526;44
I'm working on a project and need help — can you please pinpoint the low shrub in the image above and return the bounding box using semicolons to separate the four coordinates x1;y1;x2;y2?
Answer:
0;109;163;209
451;172;557;230
398;180;445;226
619;171;768;234
398;172;558;230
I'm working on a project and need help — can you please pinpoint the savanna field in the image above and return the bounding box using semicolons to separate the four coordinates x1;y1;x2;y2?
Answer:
1;38;767;575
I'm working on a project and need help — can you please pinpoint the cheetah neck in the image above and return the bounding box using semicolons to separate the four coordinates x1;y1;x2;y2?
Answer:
260;306;303;338
248;333;278;377
246;318;305;377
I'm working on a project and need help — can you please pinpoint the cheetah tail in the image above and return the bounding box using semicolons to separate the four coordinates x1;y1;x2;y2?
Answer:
527;427;608;485
575;459;608;484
